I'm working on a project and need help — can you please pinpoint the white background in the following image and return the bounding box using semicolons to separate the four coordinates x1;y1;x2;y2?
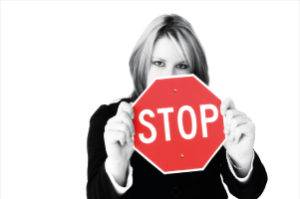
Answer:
1;1;299;198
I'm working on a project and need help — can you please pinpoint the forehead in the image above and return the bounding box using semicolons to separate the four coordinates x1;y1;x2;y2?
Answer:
152;36;186;62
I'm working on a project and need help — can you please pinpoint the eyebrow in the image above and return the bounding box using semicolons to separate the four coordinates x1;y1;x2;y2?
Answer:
152;57;187;64
152;57;166;61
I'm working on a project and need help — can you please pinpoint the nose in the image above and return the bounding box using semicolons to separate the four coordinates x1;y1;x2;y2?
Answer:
161;65;176;77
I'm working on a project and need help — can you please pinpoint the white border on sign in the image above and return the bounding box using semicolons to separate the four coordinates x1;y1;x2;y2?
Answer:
132;74;227;174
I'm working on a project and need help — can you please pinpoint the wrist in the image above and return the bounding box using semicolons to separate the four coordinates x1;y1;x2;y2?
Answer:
106;157;130;186
227;150;254;177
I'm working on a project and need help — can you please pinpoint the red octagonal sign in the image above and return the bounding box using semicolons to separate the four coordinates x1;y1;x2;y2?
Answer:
133;74;225;174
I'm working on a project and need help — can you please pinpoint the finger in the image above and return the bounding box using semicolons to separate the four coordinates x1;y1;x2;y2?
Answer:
108;112;135;135
117;101;135;119
233;127;243;144
224;110;245;135
105;130;128;146
226;116;248;142
234;121;255;143
224;118;230;136
228;128;234;142
117;111;135;136
226;110;246;122
230;116;248;135
220;98;235;116
106;122;132;137
105;115;134;146
226;111;245;130
240;121;255;137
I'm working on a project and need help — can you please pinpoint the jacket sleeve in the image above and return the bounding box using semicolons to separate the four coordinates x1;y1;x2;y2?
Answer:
220;148;268;199
86;104;120;199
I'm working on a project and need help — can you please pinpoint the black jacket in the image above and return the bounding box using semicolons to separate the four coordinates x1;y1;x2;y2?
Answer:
87;99;267;199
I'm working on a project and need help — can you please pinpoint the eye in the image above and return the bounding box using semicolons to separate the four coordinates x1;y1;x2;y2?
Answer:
176;63;189;70
152;60;165;67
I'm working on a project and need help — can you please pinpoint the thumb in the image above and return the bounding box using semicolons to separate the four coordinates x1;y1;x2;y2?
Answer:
220;97;235;116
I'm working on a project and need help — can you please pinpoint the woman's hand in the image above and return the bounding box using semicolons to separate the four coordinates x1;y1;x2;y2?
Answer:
220;98;255;176
104;101;135;186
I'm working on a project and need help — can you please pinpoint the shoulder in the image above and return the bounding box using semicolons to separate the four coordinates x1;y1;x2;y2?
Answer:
90;97;132;124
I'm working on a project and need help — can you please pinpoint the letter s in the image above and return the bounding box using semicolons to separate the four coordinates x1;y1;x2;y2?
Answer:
138;109;157;144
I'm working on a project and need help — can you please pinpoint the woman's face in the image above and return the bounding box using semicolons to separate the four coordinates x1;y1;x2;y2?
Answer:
146;36;192;87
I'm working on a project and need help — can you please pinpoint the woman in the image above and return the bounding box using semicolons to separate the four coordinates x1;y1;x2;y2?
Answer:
87;14;267;199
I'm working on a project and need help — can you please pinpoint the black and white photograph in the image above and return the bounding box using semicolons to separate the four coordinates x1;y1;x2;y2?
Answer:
0;1;299;199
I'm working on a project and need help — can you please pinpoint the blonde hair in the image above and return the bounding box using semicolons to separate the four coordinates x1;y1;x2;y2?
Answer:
129;14;209;100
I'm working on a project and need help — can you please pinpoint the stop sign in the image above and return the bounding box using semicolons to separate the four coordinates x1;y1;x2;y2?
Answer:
133;74;225;174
